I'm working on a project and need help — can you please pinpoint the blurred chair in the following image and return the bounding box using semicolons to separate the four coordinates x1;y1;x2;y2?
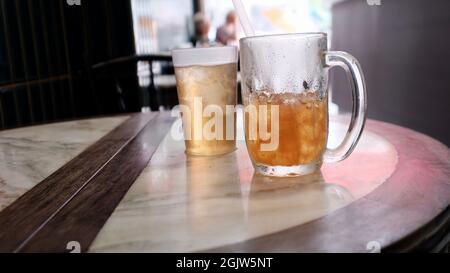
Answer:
0;74;81;129
91;53;177;112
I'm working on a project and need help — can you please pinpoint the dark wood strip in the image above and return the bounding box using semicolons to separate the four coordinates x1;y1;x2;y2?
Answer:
0;113;157;252
19;112;175;252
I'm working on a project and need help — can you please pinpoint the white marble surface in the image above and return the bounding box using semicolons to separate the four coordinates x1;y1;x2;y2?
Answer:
0;116;128;211
89;116;398;252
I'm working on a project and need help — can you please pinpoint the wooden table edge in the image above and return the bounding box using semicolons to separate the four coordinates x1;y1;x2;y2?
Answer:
204;119;450;253
1;114;449;253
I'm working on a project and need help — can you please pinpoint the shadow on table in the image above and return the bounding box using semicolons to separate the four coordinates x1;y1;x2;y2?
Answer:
244;172;355;234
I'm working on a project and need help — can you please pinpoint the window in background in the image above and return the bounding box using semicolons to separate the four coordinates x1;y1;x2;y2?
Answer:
131;0;193;100
131;0;193;53
204;0;335;43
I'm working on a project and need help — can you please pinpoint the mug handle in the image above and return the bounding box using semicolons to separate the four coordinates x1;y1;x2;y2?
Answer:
323;51;368;163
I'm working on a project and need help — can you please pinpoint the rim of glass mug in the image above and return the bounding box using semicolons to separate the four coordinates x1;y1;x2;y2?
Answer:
240;32;328;42
171;46;238;67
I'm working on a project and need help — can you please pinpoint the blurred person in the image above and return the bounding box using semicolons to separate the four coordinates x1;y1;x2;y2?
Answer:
215;11;237;46
193;12;212;47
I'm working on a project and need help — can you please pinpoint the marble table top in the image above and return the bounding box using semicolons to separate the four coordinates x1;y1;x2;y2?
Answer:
0;116;128;211
0;112;449;253
88;115;398;252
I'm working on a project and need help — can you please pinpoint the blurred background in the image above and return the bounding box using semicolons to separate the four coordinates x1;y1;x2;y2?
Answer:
0;0;448;146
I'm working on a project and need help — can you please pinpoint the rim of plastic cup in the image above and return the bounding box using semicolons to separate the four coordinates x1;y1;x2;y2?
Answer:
171;46;238;67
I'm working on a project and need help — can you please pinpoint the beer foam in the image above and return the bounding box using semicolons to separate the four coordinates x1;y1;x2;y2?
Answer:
172;46;238;67
240;33;328;94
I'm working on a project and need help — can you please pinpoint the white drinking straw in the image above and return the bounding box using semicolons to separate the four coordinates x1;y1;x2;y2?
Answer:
232;0;255;37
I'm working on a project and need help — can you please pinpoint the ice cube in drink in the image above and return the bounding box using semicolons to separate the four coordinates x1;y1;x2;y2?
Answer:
244;91;328;166
175;63;237;156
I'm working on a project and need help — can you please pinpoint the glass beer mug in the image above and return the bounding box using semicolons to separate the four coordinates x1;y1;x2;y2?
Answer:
240;33;367;177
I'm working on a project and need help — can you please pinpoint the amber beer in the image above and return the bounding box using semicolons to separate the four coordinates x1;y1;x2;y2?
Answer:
175;63;237;155
172;46;238;156
245;91;328;167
